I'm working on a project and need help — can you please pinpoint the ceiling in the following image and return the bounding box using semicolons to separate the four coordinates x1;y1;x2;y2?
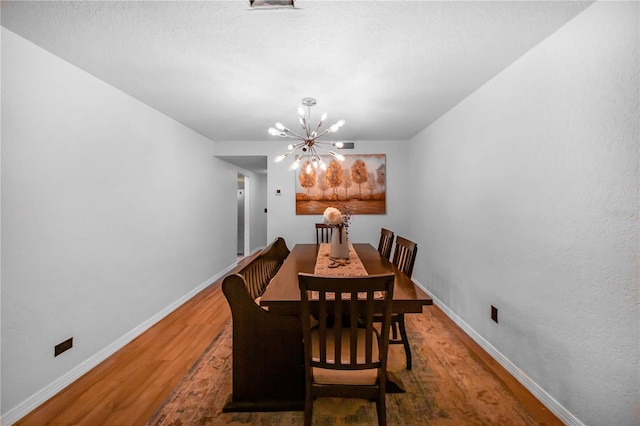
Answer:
2;1;592;146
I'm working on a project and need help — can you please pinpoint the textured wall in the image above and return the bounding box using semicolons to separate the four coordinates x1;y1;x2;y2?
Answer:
408;2;639;424
1;29;236;415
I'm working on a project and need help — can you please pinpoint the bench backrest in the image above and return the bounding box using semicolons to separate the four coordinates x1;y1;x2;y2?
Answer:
235;237;290;300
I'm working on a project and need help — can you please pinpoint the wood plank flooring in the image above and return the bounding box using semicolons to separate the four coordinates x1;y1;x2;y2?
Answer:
15;257;561;425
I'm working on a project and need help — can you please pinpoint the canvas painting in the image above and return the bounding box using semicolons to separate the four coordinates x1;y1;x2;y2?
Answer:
295;154;386;215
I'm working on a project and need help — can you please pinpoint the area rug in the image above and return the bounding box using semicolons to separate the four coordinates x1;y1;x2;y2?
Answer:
147;312;542;425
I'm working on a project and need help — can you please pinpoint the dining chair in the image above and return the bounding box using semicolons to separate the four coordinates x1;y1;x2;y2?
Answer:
315;223;332;244
377;228;394;260
298;272;395;426
389;236;418;370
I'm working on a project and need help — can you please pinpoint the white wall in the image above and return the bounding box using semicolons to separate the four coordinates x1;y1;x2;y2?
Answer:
1;28;238;420
214;140;413;250
408;2;639;425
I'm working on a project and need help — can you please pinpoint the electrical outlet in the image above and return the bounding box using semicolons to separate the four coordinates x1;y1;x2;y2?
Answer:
55;337;73;357
491;305;498;323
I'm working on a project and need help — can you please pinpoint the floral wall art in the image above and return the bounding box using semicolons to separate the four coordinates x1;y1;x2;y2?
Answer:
295;154;386;215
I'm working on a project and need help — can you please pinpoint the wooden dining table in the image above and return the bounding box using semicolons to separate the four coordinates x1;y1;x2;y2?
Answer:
224;243;432;412
261;243;432;314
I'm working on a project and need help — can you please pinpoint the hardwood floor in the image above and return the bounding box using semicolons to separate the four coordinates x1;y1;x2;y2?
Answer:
15;257;561;425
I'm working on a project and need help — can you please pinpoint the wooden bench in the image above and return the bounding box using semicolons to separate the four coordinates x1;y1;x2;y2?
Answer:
222;237;305;412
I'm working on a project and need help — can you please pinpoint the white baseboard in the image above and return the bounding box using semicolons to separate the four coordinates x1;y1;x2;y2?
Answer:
0;262;237;426
412;279;584;426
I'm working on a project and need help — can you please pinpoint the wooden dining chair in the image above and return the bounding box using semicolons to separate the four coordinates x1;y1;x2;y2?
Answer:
298;273;395;426
377;228;394;260
392;236;418;278
389;236;418;370
315;223;332;244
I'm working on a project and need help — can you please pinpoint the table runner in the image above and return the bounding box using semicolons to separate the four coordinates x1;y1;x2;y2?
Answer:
312;243;383;300
313;243;368;276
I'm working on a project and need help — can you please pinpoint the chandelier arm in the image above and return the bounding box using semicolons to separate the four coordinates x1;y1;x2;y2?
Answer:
282;129;307;140
311;120;326;138
309;145;321;161
290;141;307;150
316;148;327;165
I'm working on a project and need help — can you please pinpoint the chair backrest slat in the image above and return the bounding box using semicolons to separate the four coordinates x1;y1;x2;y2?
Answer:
334;291;342;365
364;291;374;363
318;291;327;363
349;291;358;364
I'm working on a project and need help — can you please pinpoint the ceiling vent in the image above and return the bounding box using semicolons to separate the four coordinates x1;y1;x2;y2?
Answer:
338;142;355;150
249;0;295;9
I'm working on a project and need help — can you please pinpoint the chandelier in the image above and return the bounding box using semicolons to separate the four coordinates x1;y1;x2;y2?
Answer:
270;97;346;172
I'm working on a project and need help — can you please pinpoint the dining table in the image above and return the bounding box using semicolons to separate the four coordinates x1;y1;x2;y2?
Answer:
261;243;432;314
224;242;432;412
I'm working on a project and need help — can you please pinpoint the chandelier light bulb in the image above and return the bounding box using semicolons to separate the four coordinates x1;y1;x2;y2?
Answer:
329;151;346;161
268;127;279;136
335;141;344;148
298;106;305;117
320;112;328;122
290;158;302;170
275;122;285;131
275;150;293;162
329;124;340;133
